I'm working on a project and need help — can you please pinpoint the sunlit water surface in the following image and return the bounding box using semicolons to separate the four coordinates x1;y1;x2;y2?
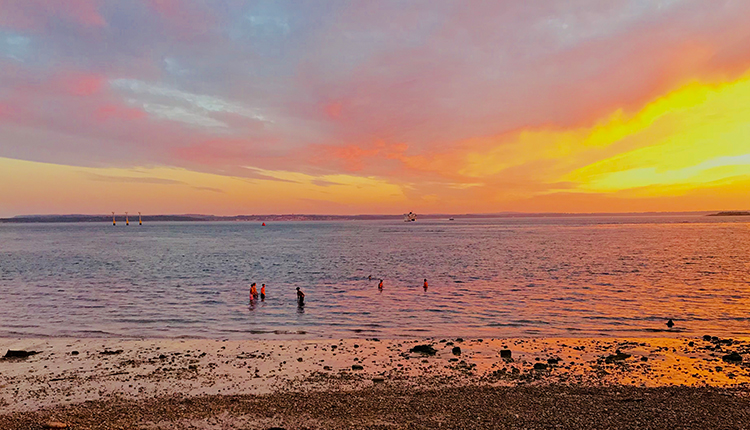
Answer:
1;216;749;339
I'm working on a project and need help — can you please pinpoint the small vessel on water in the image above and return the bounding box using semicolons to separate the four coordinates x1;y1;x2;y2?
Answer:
448;217;454;221
404;212;417;222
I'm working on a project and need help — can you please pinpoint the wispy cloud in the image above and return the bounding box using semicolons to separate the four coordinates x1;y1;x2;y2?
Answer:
110;79;270;128
82;172;185;185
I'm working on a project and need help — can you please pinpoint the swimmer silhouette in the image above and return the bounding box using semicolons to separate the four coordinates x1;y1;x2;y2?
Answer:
260;284;266;301
423;279;428;291
666;319;674;328
378;279;383;291
296;287;305;306
368;275;372;281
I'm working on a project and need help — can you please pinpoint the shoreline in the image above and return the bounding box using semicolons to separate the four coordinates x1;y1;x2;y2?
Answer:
2;336;749;412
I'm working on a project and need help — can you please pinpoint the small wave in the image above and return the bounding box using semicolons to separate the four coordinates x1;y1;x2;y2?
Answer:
510;319;550;325
643;327;688;333
487;322;524;327
199;300;223;305
272;330;307;335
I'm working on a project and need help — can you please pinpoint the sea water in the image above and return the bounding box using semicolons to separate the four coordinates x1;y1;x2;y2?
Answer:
1;216;749;339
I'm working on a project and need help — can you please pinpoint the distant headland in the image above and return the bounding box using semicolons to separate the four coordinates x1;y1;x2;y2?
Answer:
708;211;750;217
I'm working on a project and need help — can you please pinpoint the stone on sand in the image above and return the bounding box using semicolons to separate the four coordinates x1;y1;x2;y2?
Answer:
3;350;39;359
722;352;742;363
410;344;437;355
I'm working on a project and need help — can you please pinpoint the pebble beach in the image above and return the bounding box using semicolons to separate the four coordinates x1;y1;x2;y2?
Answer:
2;335;750;428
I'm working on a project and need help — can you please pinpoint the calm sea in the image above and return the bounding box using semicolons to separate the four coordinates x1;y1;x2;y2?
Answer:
1;216;749;339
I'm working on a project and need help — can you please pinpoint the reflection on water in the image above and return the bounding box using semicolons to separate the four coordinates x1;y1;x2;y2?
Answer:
0;216;749;339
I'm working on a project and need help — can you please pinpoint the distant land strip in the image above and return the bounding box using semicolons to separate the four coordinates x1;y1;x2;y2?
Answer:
707;211;750;217
0;211;738;223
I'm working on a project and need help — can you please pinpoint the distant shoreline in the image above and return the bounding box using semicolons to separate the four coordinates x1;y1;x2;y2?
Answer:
707;211;750;217
0;211;723;223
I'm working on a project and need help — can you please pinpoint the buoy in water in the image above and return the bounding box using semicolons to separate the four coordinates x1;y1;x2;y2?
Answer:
262;222;266;226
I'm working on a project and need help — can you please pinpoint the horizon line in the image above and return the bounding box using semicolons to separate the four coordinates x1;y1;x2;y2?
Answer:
4;209;748;221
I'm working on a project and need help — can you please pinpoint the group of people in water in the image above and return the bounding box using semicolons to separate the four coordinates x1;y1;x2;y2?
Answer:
249;283;266;301
249;282;305;306
251;277;429;308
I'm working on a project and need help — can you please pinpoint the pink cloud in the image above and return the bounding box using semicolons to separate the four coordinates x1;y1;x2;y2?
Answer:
323;101;343;120
64;73;105;96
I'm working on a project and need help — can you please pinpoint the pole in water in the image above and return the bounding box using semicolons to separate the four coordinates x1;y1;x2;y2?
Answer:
139;212;142;226
125;212;129;226
112;212;116;226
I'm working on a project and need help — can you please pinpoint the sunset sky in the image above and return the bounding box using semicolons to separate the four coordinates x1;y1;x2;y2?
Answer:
1;0;749;216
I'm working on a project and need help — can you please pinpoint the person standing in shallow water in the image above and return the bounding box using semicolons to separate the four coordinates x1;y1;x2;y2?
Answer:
378;279;383;291
423;279;428;291
260;284;266;301
296;287;305;306
250;283;258;300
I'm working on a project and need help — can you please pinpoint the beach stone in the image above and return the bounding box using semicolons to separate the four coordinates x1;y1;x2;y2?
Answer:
456;338;464;342
500;349;512;359
533;363;548;370
604;352;631;363
410;344;437;355
722;352;743;363
4;350;39;359
703;335;712;341
100;349;123;355
43;421;67;429
352;364;364;370
547;358;559;365
452;347;461;355
372;377;385;383
70;351;79;355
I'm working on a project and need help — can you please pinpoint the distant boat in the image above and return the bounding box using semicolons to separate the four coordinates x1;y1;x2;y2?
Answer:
448;217;454;221
404;212;417;222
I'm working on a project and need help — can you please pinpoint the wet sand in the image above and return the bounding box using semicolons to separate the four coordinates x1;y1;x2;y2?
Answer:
2;336;750;428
